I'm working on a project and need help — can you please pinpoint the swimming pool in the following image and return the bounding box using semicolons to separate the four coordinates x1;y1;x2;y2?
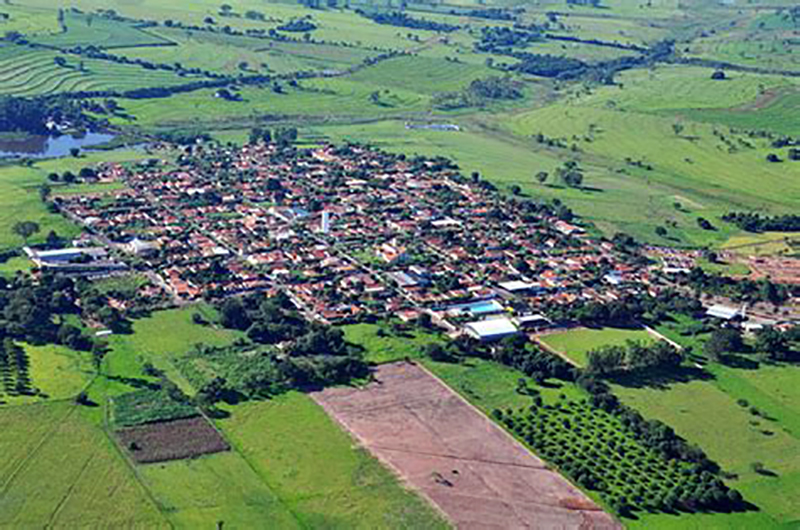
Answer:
450;299;505;316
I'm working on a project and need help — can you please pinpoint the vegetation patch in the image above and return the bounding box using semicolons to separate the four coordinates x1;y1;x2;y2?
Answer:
111;388;199;428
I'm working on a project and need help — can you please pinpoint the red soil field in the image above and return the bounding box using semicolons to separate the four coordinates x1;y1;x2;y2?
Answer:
116;416;229;464
313;362;620;529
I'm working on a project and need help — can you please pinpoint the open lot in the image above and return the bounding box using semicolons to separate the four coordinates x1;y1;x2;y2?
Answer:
313;362;619;529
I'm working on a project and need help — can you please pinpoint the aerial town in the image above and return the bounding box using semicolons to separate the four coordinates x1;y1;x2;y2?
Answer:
44;140;667;341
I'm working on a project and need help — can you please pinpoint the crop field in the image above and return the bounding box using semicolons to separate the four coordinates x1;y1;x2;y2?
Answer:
218;391;448;528
538;327;656;367
0;403;167;528
0;45;197;97
137;451;301;528
313;362;618;528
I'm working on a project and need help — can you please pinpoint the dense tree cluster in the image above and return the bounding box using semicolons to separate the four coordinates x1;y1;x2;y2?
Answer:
277;18;317;32
721;212;800;232
586;340;682;376
0;338;34;397
202;293;369;405
681;268;789;305
432;76;522;109
0;95;89;135
494;334;577;381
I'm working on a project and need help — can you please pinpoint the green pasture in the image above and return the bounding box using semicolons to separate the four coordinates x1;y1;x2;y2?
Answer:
687;88;800;136
615;376;800;528
538;327;655;367
0;255;32;277
423;356;584;412
0;3;59;36
509;104;800;214
580;65;800;113
218;392;448;528
32;11;173;49
0;343;94;405
118;26;375;76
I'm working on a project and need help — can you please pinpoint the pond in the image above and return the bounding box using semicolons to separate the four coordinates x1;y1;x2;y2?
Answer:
0;131;116;159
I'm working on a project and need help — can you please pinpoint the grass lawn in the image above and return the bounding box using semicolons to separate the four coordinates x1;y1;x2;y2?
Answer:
217;392;448;529
341;321;444;364
539;327;655;367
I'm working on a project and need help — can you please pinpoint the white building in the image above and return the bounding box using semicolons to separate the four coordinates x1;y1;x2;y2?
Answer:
464;318;519;342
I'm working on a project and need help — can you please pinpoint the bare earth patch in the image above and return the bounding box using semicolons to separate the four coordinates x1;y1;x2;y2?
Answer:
312;362;620;529
116;416;230;464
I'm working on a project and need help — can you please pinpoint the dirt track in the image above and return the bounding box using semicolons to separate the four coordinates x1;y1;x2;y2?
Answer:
312;362;620;529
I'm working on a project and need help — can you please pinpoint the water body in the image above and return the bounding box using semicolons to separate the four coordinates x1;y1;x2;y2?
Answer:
0;132;116;159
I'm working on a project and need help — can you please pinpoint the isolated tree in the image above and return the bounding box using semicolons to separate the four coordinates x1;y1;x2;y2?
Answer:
535;171;548;185
510;184;522;195
766;153;782;163
710;70;726;80
672;122;684;136
12;221;39;243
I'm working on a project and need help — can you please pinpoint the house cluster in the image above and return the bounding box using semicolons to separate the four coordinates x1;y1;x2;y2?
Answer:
53;141;655;338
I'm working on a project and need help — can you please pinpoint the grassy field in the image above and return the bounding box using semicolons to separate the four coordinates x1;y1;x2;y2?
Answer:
32;11;173;49
104;305;243;395
538;327;655;367
342;320;445;364
0;343;94;406
137;451;300;528
218;392;448;528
